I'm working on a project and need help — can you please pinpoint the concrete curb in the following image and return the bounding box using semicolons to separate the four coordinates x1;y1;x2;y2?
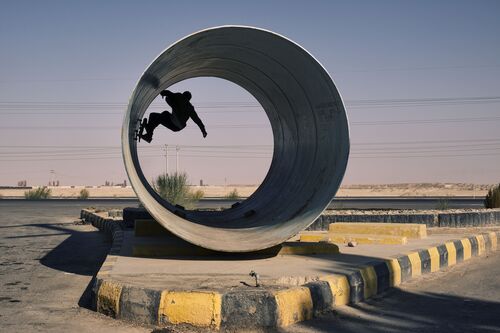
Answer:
309;209;500;229
83;210;499;330
123;207;500;229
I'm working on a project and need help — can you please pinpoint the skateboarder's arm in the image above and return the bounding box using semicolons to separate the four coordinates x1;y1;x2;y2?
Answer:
190;108;207;138
160;90;175;101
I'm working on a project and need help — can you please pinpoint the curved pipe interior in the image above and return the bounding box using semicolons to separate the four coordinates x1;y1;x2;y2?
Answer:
122;26;350;252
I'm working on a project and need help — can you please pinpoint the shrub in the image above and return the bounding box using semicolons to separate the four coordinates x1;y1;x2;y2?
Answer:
25;187;51;200
78;188;90;200
191;189;205;201
484;184;500;208
225;188;239;200
153;172;203;209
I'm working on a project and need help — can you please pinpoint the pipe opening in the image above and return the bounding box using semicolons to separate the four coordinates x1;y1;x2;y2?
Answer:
122;26;349;252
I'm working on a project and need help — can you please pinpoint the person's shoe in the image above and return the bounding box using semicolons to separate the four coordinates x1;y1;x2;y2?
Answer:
140;133;153;143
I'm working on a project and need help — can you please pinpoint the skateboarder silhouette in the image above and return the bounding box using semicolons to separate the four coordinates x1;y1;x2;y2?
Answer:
139;90;207;143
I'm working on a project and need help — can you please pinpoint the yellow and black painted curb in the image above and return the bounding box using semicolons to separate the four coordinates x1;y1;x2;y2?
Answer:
84;210;499;330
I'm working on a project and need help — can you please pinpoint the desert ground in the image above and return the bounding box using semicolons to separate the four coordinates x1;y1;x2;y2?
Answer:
0;183;492;198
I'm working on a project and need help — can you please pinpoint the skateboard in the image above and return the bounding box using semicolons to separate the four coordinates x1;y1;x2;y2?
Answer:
133;118;148;142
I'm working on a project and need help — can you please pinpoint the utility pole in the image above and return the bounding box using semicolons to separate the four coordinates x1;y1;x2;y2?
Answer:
163;144;169;175
176;146;180;174
49;170;55;186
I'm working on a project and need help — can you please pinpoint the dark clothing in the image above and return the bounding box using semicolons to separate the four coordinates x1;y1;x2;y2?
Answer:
161;91;206;132
143;90;206;141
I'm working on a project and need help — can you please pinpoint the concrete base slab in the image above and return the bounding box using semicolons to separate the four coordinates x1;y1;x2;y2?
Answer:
110;228;491;290
132;234;339;258
82;210;500;330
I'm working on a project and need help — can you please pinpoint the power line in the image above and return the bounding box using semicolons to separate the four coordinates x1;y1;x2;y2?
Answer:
1;139;500;150
1;114;500;131
0;95;499;114
2;151;500;162
1;64;499;83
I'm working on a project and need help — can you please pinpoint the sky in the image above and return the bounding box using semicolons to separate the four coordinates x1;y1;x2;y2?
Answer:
0;0;499;186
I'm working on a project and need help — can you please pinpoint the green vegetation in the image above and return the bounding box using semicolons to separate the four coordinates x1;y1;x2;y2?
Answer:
78;188;90;200
153;172;204;209
24;187;52;200
225;188;240;200
191;189;205;201
484;184;500;208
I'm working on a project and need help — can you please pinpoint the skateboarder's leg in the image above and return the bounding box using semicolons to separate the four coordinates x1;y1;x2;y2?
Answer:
145;112;163;135
139;112;161;143
141;111;179;143
159;112;182;132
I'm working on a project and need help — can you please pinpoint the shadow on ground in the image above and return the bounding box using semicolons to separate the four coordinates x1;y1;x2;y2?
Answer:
282;286;500;333
33;223;111;309
21;223;110;276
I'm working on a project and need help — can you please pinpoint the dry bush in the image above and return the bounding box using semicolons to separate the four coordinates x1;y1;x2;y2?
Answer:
225;188;240;200
153;172;203;209
25;187;52;200
78;188;90;200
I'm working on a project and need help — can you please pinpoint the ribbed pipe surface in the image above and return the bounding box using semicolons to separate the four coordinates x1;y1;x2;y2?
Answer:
122;26;350;252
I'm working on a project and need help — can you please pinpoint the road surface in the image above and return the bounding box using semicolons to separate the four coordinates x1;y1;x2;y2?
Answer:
286;251;500;333
0;196;485;211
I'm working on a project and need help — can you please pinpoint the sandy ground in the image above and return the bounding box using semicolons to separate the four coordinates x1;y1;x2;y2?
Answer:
0;183;491;198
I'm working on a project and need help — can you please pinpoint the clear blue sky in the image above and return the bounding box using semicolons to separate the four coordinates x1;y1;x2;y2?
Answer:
1;0;499;186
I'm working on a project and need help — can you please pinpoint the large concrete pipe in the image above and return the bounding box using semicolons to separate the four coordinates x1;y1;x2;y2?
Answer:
122;26;350;252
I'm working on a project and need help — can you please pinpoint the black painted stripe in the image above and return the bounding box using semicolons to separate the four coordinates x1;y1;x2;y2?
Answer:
436;244;448;268
468;236;479;256
367;261;391;294
453;240;464;262
119;286;161;325
418;250;432;274
305;281;334;314
347;270;364;303
221;290;278;328
483;233;492;251
397;256;412;282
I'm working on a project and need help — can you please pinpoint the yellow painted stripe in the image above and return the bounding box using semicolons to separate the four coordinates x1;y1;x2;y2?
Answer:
158;291;222;329
299;234;330;242
385;258;401;287
407;252;422;277
445;242;457;266
328;222;426;239
489;232;497;250
97;280;122;317
359;266;378;299
427;247;440;272
476;235;486;255
461;239;472;260
319;274;350;306
274;287;313;327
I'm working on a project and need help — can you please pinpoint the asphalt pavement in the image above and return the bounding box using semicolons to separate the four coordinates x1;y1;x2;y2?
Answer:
285;251;500;333
0;196;486;210
0;201;148;333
